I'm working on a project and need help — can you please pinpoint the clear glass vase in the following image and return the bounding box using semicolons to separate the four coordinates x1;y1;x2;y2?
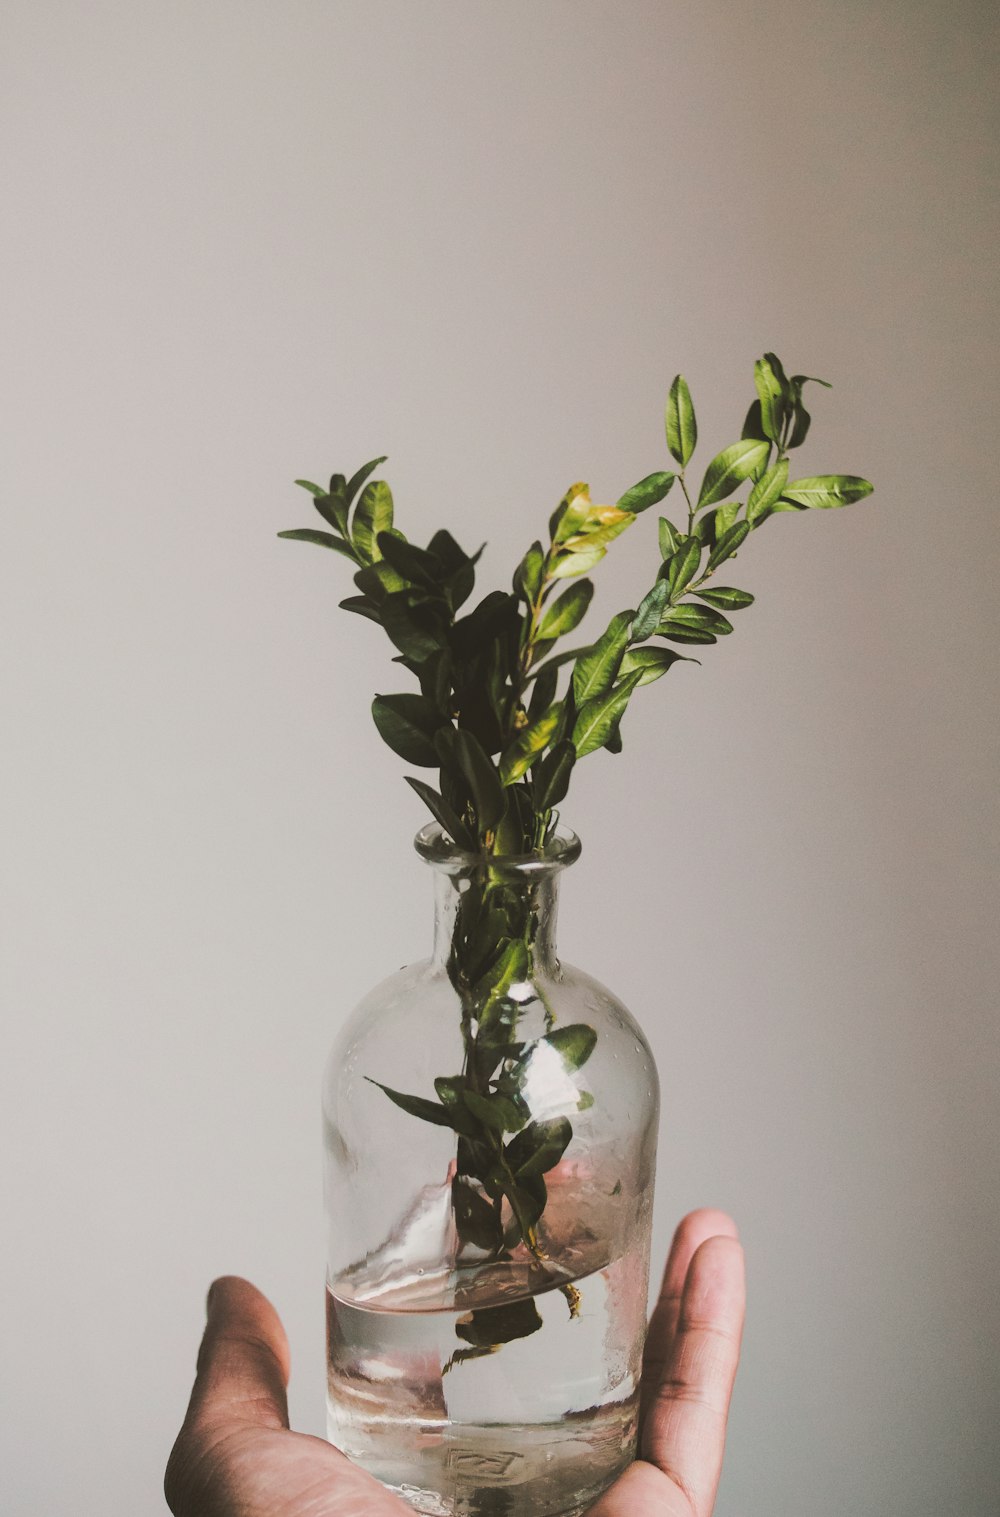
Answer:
323;823;659;1517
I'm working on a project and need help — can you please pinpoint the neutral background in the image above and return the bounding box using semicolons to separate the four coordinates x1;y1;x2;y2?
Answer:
3;2;998;1513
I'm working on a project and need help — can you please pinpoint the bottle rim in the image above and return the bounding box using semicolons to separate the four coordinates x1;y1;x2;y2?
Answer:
413;821;582;876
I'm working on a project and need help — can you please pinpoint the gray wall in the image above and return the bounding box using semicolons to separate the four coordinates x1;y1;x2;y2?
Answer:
3;2;998;1513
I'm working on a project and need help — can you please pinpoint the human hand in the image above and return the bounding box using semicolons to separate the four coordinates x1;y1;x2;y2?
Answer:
165;1208;744;1517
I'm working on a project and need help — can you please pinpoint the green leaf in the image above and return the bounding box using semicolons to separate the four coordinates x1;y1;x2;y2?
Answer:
658;515;682;559
696;586;755;610
532;739;576;811
514;541;545;602
746;459;789;526
667;536;703;600
371;693;447;766
525;644;593;681
499;706;562;785
313;489;350;536
616;471;676;514
345;456;388;505
352;480;394;562
572;669;642;758
696;439;770;509
619;646;691;683
539;579;594;639
338;595;381;623
506;1116;573;1179
780;475;874;509
658;603;732;642
294;479;325;496
631;580;669;642
404;776;475;849
446;728;507;833
542;1023;597;1070
462;1090;524;1133
572;610;633;705
365;1078;462;1130
376;532;440;588
707;519;750;571
693;500;741;548
277;528;356;558
550;543;606;578
666;375;697;467
379;594;446;661
754;355;787;445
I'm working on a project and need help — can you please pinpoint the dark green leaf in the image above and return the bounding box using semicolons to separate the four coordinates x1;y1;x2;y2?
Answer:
451;1177;503;1253
312;488;349;536
746;459;789;526
527;662;558;721
372;693;447;766
571;610;633;705
277;528;356;558
693;501;741;548
338;594;381;623
707;519;750;571
463;1090;524;1133
345;456;388;505
696;586;755;610
741;399;767;442
352;480;394;562
658;603;733;642
572;669;642;758
666;375;697;467
539;579;594;640
427;529;474;575
754;355;787;445
619;646;692;683
294;479;325;496
376;531;441;588
379;594;446;661
781;475;874;509
667;536;702;600
532;739;576;811
616;471;676;514
404;777;475;848
454;1297;542;1349
506;1116;573;1179
365;1077;461;1129
542;1023;597;1070
696;440;770;509
658;515;682;559
447;727;506;832
631;580;669;642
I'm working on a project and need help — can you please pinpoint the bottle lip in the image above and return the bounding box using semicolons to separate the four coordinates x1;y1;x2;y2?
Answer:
413;821;582;877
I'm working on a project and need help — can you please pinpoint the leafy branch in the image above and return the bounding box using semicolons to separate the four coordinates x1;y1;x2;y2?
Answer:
280;353;873;1357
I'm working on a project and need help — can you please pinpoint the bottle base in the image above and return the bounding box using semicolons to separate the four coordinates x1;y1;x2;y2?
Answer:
328;1399;637;1517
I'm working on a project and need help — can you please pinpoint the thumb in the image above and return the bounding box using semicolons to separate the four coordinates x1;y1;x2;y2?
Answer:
185;1275;291;1434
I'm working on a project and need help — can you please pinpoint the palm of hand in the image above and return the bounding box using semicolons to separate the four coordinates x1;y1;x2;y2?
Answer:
166;1210;744;1517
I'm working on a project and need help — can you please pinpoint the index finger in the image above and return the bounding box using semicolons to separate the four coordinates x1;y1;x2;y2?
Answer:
641;1235;746;1517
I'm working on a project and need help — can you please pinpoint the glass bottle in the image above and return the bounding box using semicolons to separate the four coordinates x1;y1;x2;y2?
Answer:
323;823;659;1517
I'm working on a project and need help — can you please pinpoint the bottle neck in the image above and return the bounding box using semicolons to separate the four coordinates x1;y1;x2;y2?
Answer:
431;867;561;976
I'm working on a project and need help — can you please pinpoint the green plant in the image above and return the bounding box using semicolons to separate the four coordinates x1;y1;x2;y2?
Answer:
281;353;872;1357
